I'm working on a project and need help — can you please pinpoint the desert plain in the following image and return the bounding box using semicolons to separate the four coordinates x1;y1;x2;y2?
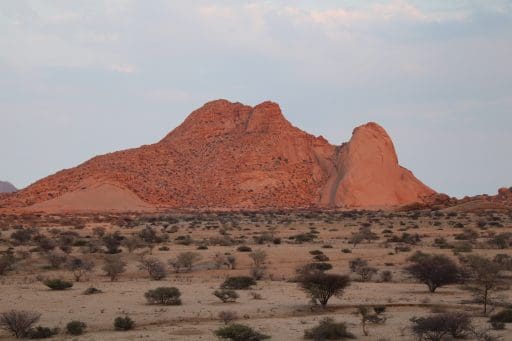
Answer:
1;208;511;340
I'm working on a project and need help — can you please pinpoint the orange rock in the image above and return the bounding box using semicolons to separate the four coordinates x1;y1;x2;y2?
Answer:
1;100;436;212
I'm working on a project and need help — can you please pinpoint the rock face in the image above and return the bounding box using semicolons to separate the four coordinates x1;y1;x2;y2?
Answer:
1;100;435;212
0;181;17;193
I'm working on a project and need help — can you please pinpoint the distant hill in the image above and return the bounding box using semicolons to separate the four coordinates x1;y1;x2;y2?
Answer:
1;99;435;212
0;181;17;193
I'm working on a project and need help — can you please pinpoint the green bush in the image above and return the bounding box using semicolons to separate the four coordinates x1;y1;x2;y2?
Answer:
43;279;73;290
215;323;269;341
221;276;256;290
304;318;354;340
144;287;182;305
114;316;134;331
66;321;86;335
27;326;59;339
490;308;512;323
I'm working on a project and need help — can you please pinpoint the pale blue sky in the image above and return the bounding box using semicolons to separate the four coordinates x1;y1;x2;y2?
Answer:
1;0;511;197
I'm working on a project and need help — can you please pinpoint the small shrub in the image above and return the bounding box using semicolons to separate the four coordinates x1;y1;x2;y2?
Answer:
341;248;352;253
138;257;167;280
452;241;473;253
221;276;256;290
310;262;333;272
144;287;182;305
44;252;67;269
66;257;95;282
491;321;505;330
215;323;269;341
309;250;324;256
0;310;41;339
169;251;202;272
27;326;59;339
304;317;354;340
250;292;262;300
114;316;134;331
250;267;266;280
0;253;17;275
66;321;86;335
102;255;127;281
83;286;102;295
213;289;239;303
43;279;73;290
237;245;252;252
374;306;386;315
380;270;393;282
218;310;238;325
410;312;472;340
489;308;512;323
313;254;330;262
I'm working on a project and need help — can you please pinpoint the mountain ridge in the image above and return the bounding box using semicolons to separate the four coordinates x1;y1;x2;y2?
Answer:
0;99;435;212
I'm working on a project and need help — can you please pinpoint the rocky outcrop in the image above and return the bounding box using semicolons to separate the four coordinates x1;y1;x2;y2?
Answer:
321;123;434;207
0;99;435;212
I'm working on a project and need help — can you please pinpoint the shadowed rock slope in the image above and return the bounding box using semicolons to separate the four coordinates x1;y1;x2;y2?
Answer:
0;181;17;194
0;100;435;212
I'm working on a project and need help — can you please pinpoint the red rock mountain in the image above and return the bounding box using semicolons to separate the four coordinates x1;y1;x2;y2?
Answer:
1;100;435;212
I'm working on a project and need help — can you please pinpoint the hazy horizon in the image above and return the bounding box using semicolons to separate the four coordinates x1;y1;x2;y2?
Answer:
1;1;511;198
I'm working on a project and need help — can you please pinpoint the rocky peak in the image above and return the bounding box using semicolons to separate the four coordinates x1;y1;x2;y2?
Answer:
1;100;435;212
162;99;292;141
246;101;291;133
347;122;399;166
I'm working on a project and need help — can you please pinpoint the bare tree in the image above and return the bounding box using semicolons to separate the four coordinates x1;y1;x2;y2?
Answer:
66;257;95;282
349;258;377;282
218;311;238;325
102;254;127;281
139;257;167;280
249;250;267;268
213;253;228;269
0;310;41;339
122;236;142;253
249;250;267;280
463;255;507;315
169;252;202;273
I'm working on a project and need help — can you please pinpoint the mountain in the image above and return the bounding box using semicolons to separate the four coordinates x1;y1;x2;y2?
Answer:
0;100;435;212
0;181;17;194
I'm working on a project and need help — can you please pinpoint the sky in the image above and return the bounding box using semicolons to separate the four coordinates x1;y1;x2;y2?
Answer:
1;0;511;198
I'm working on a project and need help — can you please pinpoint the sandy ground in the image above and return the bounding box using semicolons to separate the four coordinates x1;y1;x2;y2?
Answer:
0;211;511;340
